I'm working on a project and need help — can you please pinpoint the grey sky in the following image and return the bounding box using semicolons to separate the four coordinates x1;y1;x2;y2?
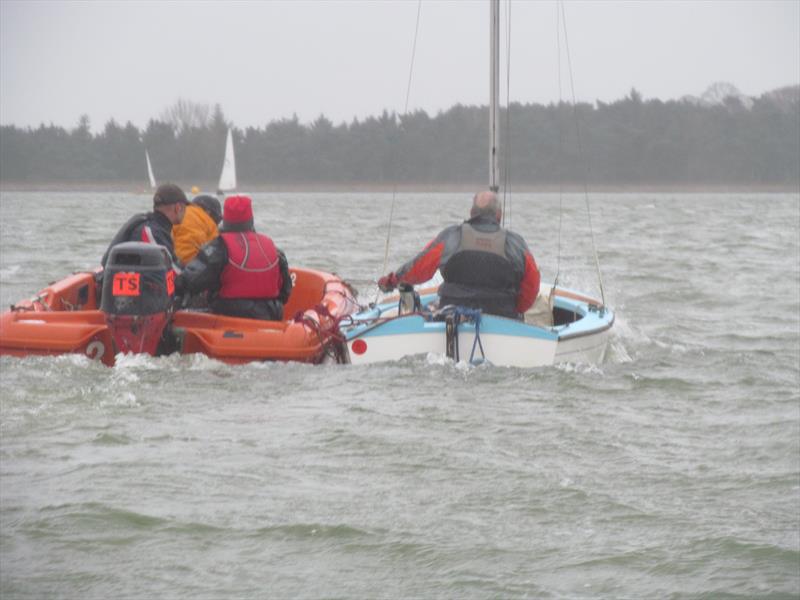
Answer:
1;0;798;132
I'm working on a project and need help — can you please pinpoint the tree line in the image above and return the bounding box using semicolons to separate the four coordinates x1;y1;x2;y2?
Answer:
1;88;798;187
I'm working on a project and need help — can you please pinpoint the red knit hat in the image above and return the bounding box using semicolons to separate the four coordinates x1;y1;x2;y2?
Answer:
223;195;253;223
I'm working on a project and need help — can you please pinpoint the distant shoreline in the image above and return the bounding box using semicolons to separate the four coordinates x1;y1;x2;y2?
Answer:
0;181;797;194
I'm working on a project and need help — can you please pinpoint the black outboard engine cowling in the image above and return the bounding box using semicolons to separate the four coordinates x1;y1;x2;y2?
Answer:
101;242;175;356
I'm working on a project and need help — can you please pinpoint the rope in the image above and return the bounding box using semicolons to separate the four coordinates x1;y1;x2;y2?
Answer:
321;279;360;314
292;302;350;363
380;0;423;285
439;305;486;365
558;0;606;306
33;295;52;312
463;308;486;365
553;2;564;291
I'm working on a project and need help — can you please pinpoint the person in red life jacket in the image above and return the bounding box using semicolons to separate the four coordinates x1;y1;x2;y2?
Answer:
179;195;292;321
101;182;188;271
378;191;540;320
172;194;222;266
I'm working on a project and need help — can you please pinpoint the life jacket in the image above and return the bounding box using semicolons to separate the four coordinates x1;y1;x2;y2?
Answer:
219;231;282;299
439;222;519;318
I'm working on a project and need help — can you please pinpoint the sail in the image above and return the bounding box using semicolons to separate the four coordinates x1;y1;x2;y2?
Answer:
145;149;157;189
217;129;237;193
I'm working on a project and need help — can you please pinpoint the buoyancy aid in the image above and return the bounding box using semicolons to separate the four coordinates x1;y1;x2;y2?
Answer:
219;231;282;299
439;222;520;318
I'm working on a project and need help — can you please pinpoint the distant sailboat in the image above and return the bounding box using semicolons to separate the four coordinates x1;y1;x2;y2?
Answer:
217;129;237;195
145;149;157;189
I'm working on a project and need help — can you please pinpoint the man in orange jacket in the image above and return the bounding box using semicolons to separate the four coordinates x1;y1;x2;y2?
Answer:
172;194;222;265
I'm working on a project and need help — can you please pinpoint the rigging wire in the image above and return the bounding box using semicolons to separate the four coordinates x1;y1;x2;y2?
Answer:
501;0;513;229
558;0;607;306
381;0;423;280
553;1;564;290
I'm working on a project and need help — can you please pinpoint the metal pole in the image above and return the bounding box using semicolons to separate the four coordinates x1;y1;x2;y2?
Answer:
489;0;500;192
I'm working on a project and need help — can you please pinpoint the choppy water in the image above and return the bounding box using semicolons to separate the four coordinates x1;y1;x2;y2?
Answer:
1;191;798;599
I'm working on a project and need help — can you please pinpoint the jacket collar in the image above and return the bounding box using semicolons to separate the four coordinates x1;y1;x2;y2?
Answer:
465;214;500;228
220;219;254;233
152;210;174;229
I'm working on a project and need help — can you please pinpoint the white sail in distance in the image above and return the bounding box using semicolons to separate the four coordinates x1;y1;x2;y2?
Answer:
217;129;237;193
145;149;157;189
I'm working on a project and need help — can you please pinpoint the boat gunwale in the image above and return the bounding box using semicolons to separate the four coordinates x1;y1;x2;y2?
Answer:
344;282;613;342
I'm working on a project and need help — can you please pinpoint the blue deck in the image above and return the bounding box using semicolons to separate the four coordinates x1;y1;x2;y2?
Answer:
343;286;614;342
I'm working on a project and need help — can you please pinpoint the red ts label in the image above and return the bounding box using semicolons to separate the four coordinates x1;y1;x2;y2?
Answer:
112;272;141;296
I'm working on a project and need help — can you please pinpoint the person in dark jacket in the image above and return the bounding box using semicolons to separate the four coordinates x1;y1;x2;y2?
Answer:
180;195;292;321
101;182;188;270
378;191;540;320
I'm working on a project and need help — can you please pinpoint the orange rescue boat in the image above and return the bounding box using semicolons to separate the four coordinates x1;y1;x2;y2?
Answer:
0;242;358;366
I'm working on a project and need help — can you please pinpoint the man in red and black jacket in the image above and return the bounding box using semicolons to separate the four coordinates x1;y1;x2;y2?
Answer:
101;183;188;271
378;191;540;320
180;195;292;321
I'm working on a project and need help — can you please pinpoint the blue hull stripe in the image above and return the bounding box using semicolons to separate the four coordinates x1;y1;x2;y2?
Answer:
343;285;613;343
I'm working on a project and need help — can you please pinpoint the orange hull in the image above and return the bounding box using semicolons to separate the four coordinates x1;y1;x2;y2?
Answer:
0;268;358;366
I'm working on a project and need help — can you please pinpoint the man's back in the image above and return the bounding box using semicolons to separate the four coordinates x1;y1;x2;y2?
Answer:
180;195;293;321
378;191;540;319
438;217;523;319
101;211;177;268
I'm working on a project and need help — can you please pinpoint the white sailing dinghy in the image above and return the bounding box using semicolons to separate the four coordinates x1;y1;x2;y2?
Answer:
340;0;614;368
217;128;237;195
145;149;157;189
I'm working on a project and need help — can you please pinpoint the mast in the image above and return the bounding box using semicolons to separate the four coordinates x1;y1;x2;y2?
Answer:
489;0;500;192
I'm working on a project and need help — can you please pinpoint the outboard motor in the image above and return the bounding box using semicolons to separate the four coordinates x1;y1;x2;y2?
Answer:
101;242;175;356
